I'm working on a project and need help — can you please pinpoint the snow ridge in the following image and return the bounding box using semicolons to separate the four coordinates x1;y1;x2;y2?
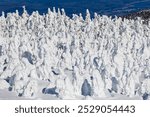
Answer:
0;8;150;99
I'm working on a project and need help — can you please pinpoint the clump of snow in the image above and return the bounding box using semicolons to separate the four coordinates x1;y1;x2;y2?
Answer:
0;80;9;89
141;79;150;96
0;8;150;100
23;80;38;97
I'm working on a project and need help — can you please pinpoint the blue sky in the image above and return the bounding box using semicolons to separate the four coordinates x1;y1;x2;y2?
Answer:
0;0;150;17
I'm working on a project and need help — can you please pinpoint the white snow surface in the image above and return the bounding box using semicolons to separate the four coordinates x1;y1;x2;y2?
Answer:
0;8;150;100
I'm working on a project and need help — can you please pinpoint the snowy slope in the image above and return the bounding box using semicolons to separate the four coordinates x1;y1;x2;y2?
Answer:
0;7;150;100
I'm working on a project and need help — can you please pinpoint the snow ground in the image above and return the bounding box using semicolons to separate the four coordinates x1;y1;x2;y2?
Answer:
0;89;141;100
0;8;150;100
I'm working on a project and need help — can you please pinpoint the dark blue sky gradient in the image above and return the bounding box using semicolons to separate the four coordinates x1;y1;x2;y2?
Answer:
0;0;150;17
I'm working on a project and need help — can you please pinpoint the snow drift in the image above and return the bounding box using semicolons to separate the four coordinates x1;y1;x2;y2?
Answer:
0;7;150;100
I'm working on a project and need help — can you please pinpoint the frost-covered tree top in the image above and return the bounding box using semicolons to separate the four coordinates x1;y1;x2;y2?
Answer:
0;8;150;100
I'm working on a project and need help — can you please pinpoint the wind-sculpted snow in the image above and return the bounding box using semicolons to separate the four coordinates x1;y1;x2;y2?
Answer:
0;8;150;100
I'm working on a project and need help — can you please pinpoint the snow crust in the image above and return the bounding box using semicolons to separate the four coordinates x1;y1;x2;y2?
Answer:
0;8;150;99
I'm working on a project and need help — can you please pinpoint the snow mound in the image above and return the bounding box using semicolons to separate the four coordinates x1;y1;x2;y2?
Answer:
0;80;9;89
0;8;150;99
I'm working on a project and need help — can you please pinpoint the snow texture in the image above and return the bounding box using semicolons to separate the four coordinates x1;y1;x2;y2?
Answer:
0;7;150;100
